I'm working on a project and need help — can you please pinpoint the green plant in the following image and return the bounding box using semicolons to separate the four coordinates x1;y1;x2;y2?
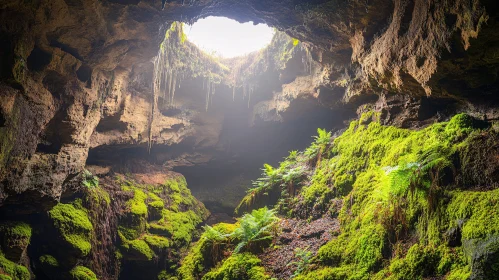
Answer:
288;247;313;278
48;203;93;256
202;253;270;280
231;207;279;253
82;169;99;188
0;251;30;280
304;128;331;163
178;223;238;280
69;266;97;280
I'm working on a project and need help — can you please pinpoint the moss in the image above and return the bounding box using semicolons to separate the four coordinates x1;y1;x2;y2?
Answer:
0;221;32;250
149;199;165;210
447;266;471;280
39;255;59;267
387;244;441;279
227;113;493;279
447;188;499;240
144;234;170;252
119;174;208;244
158;270;179;280
178;223;238;280
155;209;203;245
294;266;352;280
119;232;155;261
69;266;97;280
128;189;148;216
301;159;335;205
48;203;93;256
84;186;110;206
0;252;30;280
202;253;270;280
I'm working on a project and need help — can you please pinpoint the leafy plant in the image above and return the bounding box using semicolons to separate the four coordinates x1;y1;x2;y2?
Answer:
231;207;279;253
288;247;313;278
82;169;99;188
304;128;331;163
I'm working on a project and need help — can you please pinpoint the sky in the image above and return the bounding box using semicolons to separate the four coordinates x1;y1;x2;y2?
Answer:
184;17;275;58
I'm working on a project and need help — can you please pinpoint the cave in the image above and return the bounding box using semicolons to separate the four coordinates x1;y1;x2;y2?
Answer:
1;1;499;279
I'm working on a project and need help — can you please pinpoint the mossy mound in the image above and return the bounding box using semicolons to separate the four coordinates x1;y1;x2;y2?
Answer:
0;221;31;262
117;174;209;262
202;253;271;280
178;223;238;280
48;202;93;257
0;251;30;280
69;266;97;280
178;207;278;279
227;113;499;279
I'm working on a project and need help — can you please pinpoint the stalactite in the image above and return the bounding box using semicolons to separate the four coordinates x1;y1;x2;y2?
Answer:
243;83;247;100
205;78;211;112
302;46;313;74
171;71;177;105
248;85;252;108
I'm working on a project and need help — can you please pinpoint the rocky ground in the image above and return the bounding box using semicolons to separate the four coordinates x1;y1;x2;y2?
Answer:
260;217;340;279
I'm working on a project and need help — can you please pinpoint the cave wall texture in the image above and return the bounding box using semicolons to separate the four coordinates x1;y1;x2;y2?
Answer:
1;0;499;278
1;0;497;209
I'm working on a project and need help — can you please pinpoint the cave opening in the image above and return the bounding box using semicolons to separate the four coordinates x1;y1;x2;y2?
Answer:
184;16;275;58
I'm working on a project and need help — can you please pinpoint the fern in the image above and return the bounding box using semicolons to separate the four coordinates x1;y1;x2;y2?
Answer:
202;225;229;242
231;207;279;253
304;128;331;163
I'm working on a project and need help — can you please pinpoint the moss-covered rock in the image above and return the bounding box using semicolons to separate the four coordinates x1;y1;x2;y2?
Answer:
227;113;499;279
38;254;60;278
48;202;93;257
69;266;97;280
0;251;30;280
119;234;155;261
115;173;209;273
0;222;31;262
178;223;238;280
202;253;271;280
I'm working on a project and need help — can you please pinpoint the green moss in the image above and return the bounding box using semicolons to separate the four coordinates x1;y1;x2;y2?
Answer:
149;199;165;210
0;252;30;280
144;234;170;252
178;223;238;280
48;203;93;256
39;255;59;267
69;266;97;280
128;189;148;216
155;209;203;245
119;232;155;261
158;270;179;280
227;113;493;279
84;186;110;206
294;266;352;280
0;221;32;249
447;266;471;280
447;188;499;239
202;253;270;280
387;244;441;279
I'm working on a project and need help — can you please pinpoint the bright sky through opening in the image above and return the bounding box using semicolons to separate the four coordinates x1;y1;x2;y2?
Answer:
185;17;275;58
